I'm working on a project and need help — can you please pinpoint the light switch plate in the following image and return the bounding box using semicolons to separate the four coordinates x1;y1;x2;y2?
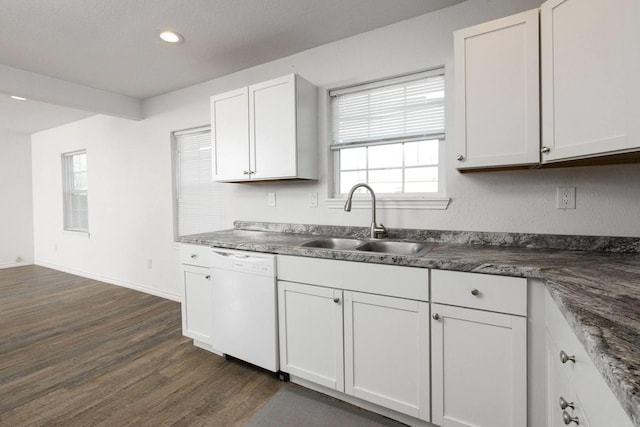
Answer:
309;192;318;208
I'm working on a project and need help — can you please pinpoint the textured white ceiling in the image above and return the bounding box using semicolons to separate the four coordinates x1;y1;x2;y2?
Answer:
0;0;465;133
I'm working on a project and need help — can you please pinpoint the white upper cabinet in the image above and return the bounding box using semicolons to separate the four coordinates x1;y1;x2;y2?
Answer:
456;0;640;169
541;0;640;163
210;88;250;181
454;9;540;170
211;74;317;182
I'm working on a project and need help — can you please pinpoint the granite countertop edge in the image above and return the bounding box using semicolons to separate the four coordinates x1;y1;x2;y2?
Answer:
178;228;640;426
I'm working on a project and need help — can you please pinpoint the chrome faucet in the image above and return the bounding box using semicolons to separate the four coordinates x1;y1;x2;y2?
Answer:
344;183;387;239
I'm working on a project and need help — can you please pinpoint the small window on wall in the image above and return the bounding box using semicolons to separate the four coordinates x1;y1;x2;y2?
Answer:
329;68;448;208
61;150;89;233
173;126;225;237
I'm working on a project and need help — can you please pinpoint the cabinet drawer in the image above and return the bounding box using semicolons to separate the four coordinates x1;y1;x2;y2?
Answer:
545;288;633;427
431;270;527;316
277;255;429;301
180;244;211;267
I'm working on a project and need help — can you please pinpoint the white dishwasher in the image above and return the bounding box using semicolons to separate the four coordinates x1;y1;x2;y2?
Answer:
210;249;279;372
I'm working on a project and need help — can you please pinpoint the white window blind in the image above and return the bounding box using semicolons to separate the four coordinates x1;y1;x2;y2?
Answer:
330;68;445;196
174;127;225;237
331;68;445;148
62;150;89;232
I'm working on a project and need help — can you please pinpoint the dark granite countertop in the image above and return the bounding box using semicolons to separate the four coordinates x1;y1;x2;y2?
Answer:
179;222;640;426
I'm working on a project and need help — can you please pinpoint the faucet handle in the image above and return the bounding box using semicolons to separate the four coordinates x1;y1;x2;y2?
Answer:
373;223;387;239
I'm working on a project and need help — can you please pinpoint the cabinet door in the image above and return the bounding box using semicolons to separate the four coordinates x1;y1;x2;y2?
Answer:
454;9;539;170
546;331;589;427
278;281;344;391
541;0;640;162
211;87;249;181
344;291;430;421
249;75;297;180
181;265;213;343
431;304;527;427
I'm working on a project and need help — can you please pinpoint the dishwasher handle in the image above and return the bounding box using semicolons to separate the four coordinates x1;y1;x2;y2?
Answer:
213;251;250;259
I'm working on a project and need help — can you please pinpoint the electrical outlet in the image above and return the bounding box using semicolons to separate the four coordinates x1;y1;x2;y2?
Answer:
309;192;318;208
267;192;276;207
146;259;153;269
557;186;576;209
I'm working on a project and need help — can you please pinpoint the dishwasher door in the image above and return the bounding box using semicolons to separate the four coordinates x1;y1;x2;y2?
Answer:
210;249;278;372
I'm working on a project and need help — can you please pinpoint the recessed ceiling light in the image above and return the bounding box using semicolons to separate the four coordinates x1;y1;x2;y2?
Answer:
159;30;184;44
10;95;27;101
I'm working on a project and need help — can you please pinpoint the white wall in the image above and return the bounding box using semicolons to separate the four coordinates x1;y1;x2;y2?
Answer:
31;0;640;299
0;129;34;268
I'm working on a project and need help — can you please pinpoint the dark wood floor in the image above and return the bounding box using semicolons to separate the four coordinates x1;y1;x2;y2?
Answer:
0;265;282;426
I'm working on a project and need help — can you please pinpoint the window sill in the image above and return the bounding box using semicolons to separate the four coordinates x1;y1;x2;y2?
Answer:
326;197;450;210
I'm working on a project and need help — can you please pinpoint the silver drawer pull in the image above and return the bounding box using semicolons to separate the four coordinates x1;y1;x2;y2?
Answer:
560;350;576;364
190;254;198;259
559;397;574;410
432;313;440;320
205;275;211;280
471;288;480;296
562;411;579;425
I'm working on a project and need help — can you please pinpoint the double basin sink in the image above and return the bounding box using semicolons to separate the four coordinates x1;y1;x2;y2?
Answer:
300;237;436;257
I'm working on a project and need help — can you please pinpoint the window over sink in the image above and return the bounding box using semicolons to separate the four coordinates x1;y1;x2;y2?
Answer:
328;68;449;209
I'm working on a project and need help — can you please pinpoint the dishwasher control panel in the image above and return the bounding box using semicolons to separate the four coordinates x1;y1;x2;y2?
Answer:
233;259;273;275
211;249;276;277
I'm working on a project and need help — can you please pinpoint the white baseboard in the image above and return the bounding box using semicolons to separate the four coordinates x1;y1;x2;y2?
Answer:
0;260;34;269
34;261;182;302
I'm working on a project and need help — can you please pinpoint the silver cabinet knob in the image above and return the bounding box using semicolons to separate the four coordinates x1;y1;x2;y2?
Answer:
471;288;480;296
205;275;211;280
243;170;250;175
541;146;551;154
432;313;440;320
456;154;465;161
559;397;574;410
560;350;576;364
333;297;340;304
190;254;197;259
562;411;580;425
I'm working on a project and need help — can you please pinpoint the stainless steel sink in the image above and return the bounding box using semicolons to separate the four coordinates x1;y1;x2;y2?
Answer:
300;237;364;250
354;240;436;256
300;237;436;256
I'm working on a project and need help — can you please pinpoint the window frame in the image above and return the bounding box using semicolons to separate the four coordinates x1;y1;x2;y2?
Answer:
61;149;89;233
327;68;449;210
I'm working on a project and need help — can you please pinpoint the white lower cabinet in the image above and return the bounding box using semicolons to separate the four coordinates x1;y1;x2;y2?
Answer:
545;331;590;427
278;280;430;421
180;245;213;346
344;291;430;420
431;270;528;427
544;289;633;427
277;255;430;422
277;281;344;391
181;264;213;344
431;304;527;427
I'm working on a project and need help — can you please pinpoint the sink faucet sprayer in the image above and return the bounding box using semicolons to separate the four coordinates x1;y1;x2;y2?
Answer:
344;183;387;239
